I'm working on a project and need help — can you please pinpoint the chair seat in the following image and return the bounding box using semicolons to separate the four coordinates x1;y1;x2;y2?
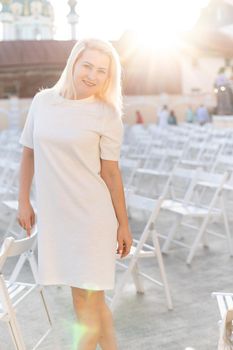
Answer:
198;180;233;192
2;200;19;211
197;180;218;189
180;160;206;167
224;183;233;191
161;199;220;217
116;245;155;262
137;168;169;177
128;154;147;160
3;200;36;212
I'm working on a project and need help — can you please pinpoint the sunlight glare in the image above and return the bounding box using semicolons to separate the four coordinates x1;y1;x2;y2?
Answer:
123;0;210;49
48;0;210;41
0;0;210;41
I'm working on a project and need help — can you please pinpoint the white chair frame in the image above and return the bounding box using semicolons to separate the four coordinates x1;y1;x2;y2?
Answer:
108;195;173;311
0;228;53;350
160;169;231;264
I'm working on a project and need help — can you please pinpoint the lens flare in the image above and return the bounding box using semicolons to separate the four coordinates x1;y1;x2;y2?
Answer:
71;322;89;350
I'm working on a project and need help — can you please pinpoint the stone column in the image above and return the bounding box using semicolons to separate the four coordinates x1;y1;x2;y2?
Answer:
67;0;79;40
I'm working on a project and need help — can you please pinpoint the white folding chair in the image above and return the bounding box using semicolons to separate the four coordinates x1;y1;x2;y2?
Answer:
108;195;173;311
0;228;53;350
180;141;222;170
126;167;170;199
160;168;231;264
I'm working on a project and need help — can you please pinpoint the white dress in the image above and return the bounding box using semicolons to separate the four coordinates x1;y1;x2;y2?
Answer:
19;88;123;290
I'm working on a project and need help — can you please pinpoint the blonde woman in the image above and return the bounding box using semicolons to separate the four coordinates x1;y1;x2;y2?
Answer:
18;38;132;350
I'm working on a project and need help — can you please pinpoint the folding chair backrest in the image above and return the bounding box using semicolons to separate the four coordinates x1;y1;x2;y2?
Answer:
182;140;206;160
150;139;164;148
5;231;37;257
163;166;201;201
194;171;229;208
120;158;139;170
127;193;164;224
171;166;198;180
127;193;157;212
120;158;141;188
198;170;230;185
212;155;233;173
166;149;183;158
143;148;166;168
0;228;37;271
160;149;184;171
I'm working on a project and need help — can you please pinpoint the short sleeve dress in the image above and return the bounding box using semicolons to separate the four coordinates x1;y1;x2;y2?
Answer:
19;88;124;290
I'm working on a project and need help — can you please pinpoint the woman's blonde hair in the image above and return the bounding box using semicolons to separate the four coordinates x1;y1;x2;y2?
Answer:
53;38;122;114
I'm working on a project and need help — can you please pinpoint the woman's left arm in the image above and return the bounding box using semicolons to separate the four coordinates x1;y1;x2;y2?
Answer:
100;159;133;258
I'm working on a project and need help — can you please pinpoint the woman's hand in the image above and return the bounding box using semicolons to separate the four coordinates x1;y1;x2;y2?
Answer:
17;201;35;237
117;225;133;258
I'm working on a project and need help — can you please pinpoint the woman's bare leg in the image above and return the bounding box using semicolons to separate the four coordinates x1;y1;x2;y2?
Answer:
71;287;117;350
97;301;117;350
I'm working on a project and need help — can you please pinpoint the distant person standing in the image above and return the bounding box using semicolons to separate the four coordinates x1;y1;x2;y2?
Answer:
185;106;195;123
215;67;228;88
158;105;169;128
196;105;210;126
168;110;177;125
229;66;233;90
215;67;233;115
135;110;144;124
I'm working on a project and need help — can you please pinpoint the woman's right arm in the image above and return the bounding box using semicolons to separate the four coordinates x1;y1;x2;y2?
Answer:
17;147;35;236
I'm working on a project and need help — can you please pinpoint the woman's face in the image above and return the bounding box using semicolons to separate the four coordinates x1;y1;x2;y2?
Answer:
73;48;110;99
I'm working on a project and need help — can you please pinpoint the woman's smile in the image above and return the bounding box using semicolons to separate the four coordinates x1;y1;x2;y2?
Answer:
82;79;96;87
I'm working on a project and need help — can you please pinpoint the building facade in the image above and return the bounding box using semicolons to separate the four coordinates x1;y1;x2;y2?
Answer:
0;0;54;40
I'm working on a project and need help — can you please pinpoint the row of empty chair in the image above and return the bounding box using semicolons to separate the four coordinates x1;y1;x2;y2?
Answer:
121;123;233;348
